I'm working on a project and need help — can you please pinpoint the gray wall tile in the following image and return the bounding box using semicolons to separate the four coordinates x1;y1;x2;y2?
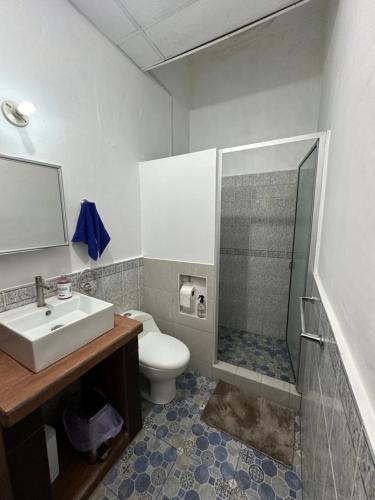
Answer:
123;289;140;311
143;258;175;292
322;455;338;500
358;431;375;499
153;317;175;336
338;369;362;455
143;286;173;322
352;461;368;500
172;323;214;365
218;169;296;340
172;295;215;334
171;260;215;301
329;389;357;498
102;272;123;301
302;276;374;500
142;258;216;375
0;257;143;314
123;267;139;291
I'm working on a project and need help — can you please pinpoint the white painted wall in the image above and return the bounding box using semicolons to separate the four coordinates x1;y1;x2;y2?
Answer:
317;0;375;429
189;0;324;151
152;60;191;155
0;0;171;290
139;149;217;264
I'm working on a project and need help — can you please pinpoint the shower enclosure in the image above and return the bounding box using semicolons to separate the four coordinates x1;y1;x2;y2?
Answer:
216;134;325;386
286;145;317;376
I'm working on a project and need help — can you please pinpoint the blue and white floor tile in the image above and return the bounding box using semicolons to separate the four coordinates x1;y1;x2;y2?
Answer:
184;420;241;482
144;397;200;449
218;326;295;384
103;429;177;499
176;371;217;407
161;459;233;500
233;444;302;499
92;371;302;500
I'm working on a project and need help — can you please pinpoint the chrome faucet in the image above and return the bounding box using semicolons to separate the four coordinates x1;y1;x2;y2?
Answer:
35;276;52;307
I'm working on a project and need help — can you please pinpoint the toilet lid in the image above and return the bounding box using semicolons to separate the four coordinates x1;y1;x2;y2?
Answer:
139;331;190;370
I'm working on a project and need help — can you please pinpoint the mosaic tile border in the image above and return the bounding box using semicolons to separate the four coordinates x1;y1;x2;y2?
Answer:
0;257;143;314
220;248;292;259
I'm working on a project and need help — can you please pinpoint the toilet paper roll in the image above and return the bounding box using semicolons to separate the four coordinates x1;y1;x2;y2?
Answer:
180;283;195;309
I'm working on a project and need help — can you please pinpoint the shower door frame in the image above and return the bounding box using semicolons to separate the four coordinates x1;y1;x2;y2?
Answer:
213;131;330;388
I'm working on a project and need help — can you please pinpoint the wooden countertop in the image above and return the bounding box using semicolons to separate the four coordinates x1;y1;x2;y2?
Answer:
0;314;142;428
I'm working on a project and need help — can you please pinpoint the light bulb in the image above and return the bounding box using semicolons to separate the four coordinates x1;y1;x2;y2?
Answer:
16;101;35;117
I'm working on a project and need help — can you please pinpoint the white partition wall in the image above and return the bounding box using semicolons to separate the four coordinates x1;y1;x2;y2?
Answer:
139;149;217;265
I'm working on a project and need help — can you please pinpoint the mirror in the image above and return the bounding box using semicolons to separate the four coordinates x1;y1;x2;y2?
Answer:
0;154;68;254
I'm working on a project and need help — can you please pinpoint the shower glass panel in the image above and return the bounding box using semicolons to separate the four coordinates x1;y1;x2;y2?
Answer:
286;146;318;376
218;140;316;383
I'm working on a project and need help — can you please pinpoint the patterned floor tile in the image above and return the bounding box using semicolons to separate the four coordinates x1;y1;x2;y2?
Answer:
144;396;200;449
103;428;176;499
160;455;234;500
142;397;156;419
218;326;295;383
234;440;302;500
176;371;217;407
184;420;242;483
97;371;302;500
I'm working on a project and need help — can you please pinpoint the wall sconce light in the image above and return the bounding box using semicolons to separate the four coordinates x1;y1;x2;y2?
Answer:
1;100;35;127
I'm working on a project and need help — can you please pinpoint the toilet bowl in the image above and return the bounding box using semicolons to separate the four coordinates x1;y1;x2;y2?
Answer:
123;310;190;404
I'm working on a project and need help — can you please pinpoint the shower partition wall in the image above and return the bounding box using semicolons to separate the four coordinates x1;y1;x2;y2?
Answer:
215;133;327;389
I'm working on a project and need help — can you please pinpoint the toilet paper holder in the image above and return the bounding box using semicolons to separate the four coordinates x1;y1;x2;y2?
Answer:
178;274;207;318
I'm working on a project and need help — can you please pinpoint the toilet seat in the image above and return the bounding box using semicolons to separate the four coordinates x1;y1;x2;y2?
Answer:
139;331;190;370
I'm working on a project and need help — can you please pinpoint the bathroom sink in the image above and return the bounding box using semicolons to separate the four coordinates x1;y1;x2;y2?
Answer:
0;292;114;372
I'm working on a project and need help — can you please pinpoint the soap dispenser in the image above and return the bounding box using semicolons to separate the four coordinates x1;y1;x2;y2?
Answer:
197;295;206;318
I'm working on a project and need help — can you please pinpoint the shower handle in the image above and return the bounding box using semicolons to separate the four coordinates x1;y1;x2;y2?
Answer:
299;296;325;348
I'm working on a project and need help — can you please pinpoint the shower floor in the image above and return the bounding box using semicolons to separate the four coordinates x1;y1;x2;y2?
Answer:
218;325;296;383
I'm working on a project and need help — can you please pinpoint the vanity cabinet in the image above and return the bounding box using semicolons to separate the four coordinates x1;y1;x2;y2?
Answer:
0;315;143;500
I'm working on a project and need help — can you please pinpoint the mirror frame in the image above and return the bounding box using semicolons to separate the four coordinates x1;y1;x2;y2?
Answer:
0;154;69;255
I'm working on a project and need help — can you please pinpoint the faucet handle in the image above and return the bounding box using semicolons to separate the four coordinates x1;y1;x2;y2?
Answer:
35;275;52;289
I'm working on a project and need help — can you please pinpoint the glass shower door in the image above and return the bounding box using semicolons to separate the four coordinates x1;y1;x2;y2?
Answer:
286;145;317;377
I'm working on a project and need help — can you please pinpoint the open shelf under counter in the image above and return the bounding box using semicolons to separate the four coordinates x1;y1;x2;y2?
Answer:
0;314;143;500
52;428;130;500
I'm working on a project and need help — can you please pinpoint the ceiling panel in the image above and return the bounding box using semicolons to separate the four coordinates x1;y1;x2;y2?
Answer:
120;0;198;29
119;33;163;69
145;0;299;59
69;0;306;70
70;0;136;44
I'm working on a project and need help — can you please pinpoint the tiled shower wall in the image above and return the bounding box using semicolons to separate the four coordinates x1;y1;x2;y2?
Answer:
142;258;215;378
302;277;375;499
219;170;298;338
0;257;143;314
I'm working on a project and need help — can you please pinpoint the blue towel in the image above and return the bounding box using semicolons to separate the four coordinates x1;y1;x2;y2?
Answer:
72;201;110;260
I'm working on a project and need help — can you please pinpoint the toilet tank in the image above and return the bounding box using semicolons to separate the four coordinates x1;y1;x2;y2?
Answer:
123;310;160;335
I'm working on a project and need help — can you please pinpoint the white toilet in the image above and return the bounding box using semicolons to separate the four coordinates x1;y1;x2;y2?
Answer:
123;310;190;404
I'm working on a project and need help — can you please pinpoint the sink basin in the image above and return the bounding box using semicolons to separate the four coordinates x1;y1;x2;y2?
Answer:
0;292;114;372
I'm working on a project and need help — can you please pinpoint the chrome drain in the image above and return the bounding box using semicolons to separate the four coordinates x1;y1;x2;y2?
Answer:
50;324;64;331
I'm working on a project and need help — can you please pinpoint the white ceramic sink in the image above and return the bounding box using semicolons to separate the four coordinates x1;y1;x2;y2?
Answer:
0;292;114;372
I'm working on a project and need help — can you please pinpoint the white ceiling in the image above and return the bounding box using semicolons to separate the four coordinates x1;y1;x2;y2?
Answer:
70;0;304;71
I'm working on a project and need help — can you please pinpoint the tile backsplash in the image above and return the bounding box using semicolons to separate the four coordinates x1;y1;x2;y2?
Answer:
0;257;143;315
302;277;374;499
